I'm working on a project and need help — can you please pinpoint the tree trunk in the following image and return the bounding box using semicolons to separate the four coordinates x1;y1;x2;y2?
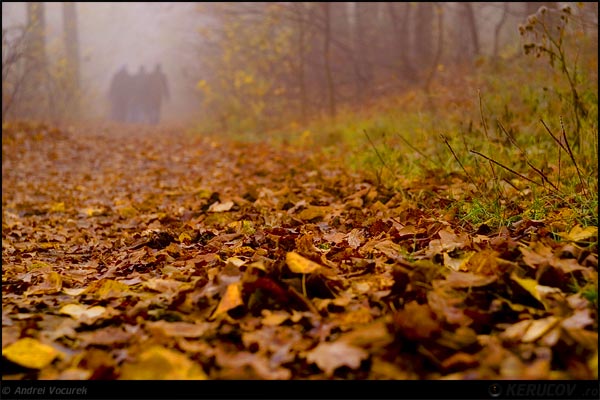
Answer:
464;3;480;59
63;2;81;115
493;3;509;59
322;2;336;119
415;2;434;71
25;2;49;118
293;3;308;124
387;2;416;82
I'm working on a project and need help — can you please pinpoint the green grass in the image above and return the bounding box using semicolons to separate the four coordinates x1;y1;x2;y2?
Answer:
191;30;597;234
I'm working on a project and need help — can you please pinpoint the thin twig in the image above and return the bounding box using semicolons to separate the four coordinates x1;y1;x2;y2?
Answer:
441;134;479;191
497;121;560;192
469;149;558;192
364;129;399;184
560;117;588;197
487;159;506;201
478;90;490;140
395;132;438;167
540;119;568;152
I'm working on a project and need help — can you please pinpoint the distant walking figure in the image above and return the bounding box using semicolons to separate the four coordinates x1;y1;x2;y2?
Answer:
108;65;132;122
148;63;170;125
131;65;151;123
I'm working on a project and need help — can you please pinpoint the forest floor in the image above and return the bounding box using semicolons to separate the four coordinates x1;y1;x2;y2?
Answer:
1;121;598;380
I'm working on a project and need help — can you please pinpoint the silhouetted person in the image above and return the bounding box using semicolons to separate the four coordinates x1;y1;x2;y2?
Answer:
108;65;132;122
130;65;152;123
148;63;170;125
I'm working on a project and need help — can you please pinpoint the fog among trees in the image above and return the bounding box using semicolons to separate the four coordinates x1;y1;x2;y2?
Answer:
3;2;597;128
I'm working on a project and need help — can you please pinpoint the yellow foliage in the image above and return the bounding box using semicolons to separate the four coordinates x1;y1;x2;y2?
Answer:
2;338;62;369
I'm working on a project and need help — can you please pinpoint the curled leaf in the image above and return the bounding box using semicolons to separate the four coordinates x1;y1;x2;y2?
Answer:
286;251;321;274
210;282;244;319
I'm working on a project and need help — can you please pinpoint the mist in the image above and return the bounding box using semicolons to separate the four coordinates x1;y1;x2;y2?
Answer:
2;2;206;123
2;2;598;130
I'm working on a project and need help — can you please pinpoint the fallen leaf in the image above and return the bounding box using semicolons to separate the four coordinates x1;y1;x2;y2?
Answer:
25;271;62;295
286;251;322;274
120;346;207;379
2;338;62;369
347;229;364;249
60;304;106;320
500;320;533;342
393;301;441;340
79;326;132;346
208;200;234;212
296;205;330;221
210;282;244;319
63;288;86;296
146;321;211;338
510;273;544;304
559;225;597;242
522;316;560;343
143;278;189;293
306;341;369;376
214;349;292;379
562;309;594;330
83;279;129;299
443;252;475;271
338;318;394;349
444;271;497;288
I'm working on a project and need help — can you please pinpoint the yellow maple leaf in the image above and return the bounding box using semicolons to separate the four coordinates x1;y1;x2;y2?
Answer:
2;338;61;369
286;252;321;274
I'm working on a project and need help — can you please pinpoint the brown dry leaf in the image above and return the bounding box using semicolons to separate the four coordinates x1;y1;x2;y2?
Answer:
393;301;441;340
286;251;322;274
2;338;62;369
347;229;364;249
429;228;470;253
306;341;369;376
338;318;394;349
561;309;594;330
261;310;290;326
143;278;189;294
374;240;404;259
60;304;106;320
208;200;234;212
444;271;497;288
443;252;475;271
500;320;533;342
427;290;472;326
440;352;479;371
83;278;130;299
522;316;561;343
296;205;331;221
210;282;244;319
120;346;207;379
146;321;211;338
78;326;132;346
520;243;554;268
214;349;292;379
462;250;499;275
25;271;62;295
323;231;346;244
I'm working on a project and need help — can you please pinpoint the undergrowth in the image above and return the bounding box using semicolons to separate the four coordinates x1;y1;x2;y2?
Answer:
194;5;598;235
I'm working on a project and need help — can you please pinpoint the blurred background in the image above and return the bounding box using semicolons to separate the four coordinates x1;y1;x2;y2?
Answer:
2;2;598;131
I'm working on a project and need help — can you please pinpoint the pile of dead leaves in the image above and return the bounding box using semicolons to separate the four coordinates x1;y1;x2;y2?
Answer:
2;122;597;379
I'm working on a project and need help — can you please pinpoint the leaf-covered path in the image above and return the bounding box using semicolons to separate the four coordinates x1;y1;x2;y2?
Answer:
2;123;598;380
